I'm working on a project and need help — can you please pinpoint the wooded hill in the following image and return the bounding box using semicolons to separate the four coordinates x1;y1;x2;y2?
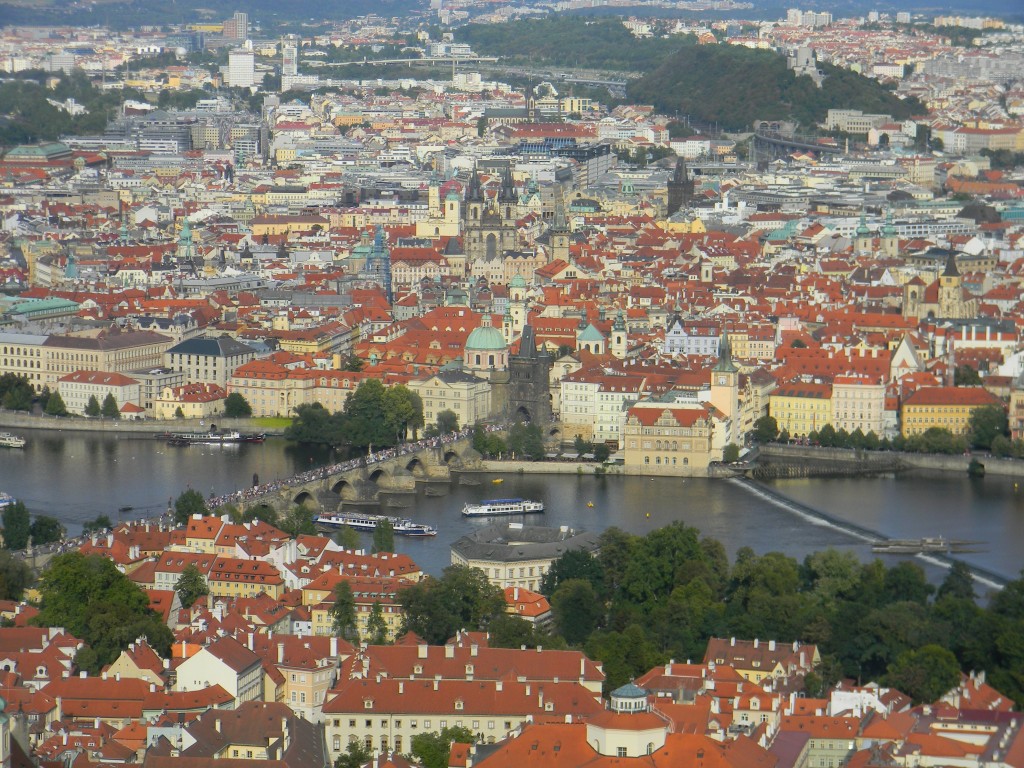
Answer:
459;17;923;132
628;44;924;131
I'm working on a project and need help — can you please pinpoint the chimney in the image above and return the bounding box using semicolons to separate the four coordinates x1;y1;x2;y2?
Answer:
769;640;776;651
432;679;439;691
215;718;221;732
418;644;428;659
330;636;338;657
445;645;455;659
248;632;254;650
753;638;759;649
278;643;285;664
399;682;404;694
526;684;531;696
470;644;478;657
495;680;502;692
281;717;290;751
730;637;735;647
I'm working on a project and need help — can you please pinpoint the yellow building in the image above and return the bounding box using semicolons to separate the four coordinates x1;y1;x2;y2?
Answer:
769;382;833;438
154;382;227;420
206;556;285;600
900;386;1003;438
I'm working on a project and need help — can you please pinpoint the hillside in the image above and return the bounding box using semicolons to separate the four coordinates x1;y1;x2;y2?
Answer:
457;17;693;74
0;0;424;30
627;44;924;131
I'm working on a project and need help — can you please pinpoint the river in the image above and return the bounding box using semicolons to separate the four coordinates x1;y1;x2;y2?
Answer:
0;433;1020;587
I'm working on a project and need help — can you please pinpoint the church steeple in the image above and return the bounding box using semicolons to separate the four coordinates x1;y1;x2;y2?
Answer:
366;224;393;304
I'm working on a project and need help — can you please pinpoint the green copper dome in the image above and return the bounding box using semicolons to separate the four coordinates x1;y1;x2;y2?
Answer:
466;317;507;352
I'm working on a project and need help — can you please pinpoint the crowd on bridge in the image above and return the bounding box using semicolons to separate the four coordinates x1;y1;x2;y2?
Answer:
206;426;496;510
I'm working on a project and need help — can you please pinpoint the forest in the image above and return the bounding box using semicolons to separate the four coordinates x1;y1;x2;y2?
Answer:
398;523;1024;707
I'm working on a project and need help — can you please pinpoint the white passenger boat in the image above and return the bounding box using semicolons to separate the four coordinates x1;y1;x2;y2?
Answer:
461;498;545;517
314;511;437;537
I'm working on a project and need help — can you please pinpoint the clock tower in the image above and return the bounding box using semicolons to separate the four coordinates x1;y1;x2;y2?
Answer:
710;332;739;442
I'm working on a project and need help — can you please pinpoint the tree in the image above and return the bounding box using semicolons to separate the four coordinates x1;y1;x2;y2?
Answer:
1;501;30;550
278;506;317;537
722;443;741;462
285;402;345;446
955;364;982;386
31;552;173;673
334;740;371;768
412;726;475;768
0;374;33;412
29;515;64;546
101;392;119;419
541;549;605;597
552;579;603;644
885;644;961;703
435;409;459;436
937;560;975;601
753;415;779;443
487;613;539;649
223;392;253;418
84;395;101;417
330;580;359;642
366;601;388;644
82;515;113;534
0;551;33;600
372;518;395;554
175;564;209;609
44;389;68;416
334;525;361;550
399;566;505;644
173;489;207;525
593;443;611;462
968;405;1007;450
340;354;365;372
382;385;424;442
174;406;185;419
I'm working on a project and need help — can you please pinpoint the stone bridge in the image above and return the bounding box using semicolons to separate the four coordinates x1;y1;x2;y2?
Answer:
239;438;482;515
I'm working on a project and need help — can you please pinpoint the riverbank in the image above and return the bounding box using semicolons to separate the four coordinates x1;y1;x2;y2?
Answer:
0;411;288;436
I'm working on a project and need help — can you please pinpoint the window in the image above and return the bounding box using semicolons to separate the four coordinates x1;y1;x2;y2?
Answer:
617;747;628;757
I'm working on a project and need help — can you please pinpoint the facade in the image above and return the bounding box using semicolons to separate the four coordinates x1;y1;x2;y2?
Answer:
450;523;601;592
174;636;264;705
227;49;256;89
831;374;886;436
56;370;141;415
622;402;718;475
165;335;259;387
769;382;833;437
409;370;491;431
153;382;227;419
504;325;553;425
40;329;172;391
900;386;1003;438
463;167;518;263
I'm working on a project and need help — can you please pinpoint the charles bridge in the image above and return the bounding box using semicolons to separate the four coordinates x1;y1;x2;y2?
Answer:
229;436;483;515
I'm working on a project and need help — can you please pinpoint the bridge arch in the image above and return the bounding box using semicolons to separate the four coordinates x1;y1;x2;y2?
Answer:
292;490;319;510
443;450;463;468
406;457;427;478
331;479;358;501
368;468;388;484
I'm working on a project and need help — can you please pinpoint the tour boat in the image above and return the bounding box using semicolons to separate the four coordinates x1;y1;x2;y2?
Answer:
0;432;26;449
165;430;266;446
314;512;437;537
0;492;16;510
462;498;545;517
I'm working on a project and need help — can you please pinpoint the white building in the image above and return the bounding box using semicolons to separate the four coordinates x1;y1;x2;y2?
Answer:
56;370;142;416
227;49;256;89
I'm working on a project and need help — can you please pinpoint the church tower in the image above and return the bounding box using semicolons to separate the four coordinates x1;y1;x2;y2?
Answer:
666;158;693;216
463;164;519;263
854;213;872;254
428;173;441;218
880;209;898;259
610;309;628;359
365;225;393;304
938;251;961;318
550;185;570;264
509;273;528;335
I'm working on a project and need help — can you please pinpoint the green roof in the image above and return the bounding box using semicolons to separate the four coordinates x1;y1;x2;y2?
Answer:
465;324;506;352
577;324;605;343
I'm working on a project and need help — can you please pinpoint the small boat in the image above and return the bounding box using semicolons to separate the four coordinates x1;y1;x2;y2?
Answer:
462;498;545;517
118;505;134;514
491;478;504;485
587;502;594;508
0;433;26;449
314;512;437;537
871;537;985;554
0;492;17;510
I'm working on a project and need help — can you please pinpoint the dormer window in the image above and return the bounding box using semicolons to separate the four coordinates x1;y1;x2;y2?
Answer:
465;665;474;675
364;699;374;710
413;665;422;675
454;699;464;711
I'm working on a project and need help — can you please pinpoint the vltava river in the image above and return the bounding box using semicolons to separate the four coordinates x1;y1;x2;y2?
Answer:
0;432;1020;585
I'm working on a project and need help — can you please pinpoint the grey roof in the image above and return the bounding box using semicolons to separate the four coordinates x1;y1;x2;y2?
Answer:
612;682;648;699
167;335;257;358
450;523;600;563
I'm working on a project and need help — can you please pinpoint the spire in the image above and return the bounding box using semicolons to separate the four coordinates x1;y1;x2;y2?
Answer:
882;208;897;238
552;184;568;233
499;164;516;202
577;306;588;330
613;308;626;332
942;250;960;278
466;169;482;202
712;331;737;374
855;212;870;237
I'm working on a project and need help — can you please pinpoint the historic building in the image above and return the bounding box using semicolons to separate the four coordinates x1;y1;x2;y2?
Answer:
463;166;518;263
